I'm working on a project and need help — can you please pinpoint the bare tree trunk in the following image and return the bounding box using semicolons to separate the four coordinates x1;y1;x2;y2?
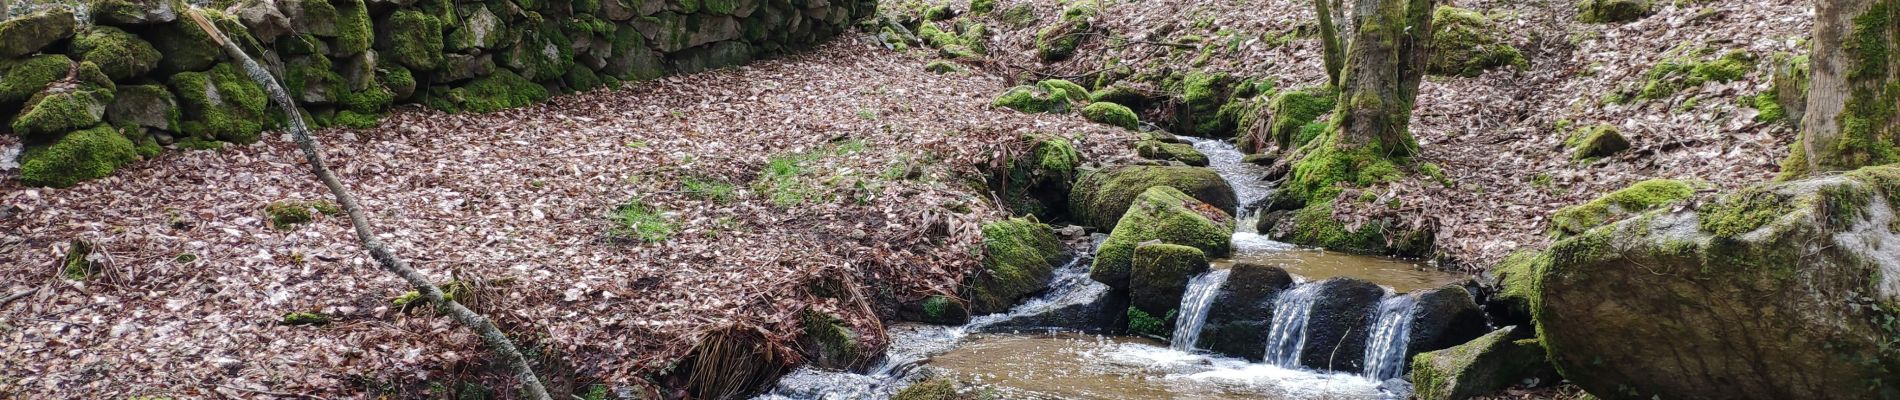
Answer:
1314;0;1346;87
182;9;555;400
1331;0;1435;156
1792;0;1900;177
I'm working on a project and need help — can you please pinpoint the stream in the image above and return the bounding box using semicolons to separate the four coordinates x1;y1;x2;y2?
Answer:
757;137;1467;399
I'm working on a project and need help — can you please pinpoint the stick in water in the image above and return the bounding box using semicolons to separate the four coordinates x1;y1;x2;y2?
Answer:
181;8;554;400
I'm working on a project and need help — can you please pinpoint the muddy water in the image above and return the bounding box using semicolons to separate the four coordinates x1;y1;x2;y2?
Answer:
1225;233;1464;292
928;333;1388;400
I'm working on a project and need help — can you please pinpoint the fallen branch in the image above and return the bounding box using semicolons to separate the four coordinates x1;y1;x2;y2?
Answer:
0;287;37;308
180;8;554;400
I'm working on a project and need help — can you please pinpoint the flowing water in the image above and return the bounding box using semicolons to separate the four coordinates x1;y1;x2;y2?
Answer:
1169;269;1232;351
1361;293;1420;381
1262;283;1322;366
927;333;1389;400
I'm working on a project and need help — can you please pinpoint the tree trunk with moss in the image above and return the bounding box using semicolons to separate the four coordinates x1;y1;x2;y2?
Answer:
1314;0;1346;87
1787;0;1900;178
1331;0;1434;156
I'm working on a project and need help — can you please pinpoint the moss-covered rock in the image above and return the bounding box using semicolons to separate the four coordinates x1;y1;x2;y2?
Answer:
1411;326;1556;400
427;69;550;113
89;0;180;26
991;85;1070;113
604;23;665;81
446;4;506;51
107;84;179;131
284;54;345;105
71;26;162;81
0;8;75;58
923;60;962;73
331;0;375;55
1241;86;1335;153
1179;71;1238;137
800;310;872;370
991;134;1080;219
668;40;752;73
1428;7;1526;77
1534;165;1900;399
1;55;73;110
1068;164;1237;230
1135;140;1209;166
1407;285;1492;361
1090;186;1233;289
1630;49;1753;101
967;217;1066;314
12;82;115;141
1089;84;1150;109
1037;79;1090;103
1262;197;1434;257
1485;249;1546;327
1080;101;1137;129
892;378;959;400
18;125;139;188
1127;243;1209;338
1033;11;1090;62
1562;123;1629;162
266;200;316;230
148;17;226;74
900;295;972;325
1549;179;1694;236
169;63;269;143
1196;263;1294;360
1576;0;1651;23
382;10;446;71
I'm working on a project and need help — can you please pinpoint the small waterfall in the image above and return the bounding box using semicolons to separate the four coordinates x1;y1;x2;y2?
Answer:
1262;283;1321;367
1169;269;1232;351
1361;293;1419;380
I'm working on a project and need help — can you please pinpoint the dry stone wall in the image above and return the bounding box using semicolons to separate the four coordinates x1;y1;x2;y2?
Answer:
0;0;870;187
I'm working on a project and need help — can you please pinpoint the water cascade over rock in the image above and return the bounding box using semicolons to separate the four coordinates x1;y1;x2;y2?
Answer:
1169;268;1231;350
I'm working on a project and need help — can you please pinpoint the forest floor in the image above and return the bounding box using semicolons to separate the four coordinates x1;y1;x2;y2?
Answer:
0;0;1812;395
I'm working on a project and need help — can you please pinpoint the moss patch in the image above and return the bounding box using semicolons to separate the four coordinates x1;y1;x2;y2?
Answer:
1630;49;1754;101
18;125;139;188
428;69;550;113
1577;0;1652;23
1090;186;1233;289
0;55;72;107
991;85;1070;113
1135;140;1209;166
384;10;446;71
893;379;959;400
1563;123;1631;162
1428;6;1527;77
71;26;162;81
1550;179;1695;236
968;217;1065;314
169;63;269;143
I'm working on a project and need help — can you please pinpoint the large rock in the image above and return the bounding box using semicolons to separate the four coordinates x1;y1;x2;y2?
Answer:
1535;165;1900;400
1;55;74;108
989;134;1080;220
604;27;665;81
11;62;116;142
1126;243;1209;337
70;26;162;81
634;12;740;52
17;125;139;188
966;217;1066;315
380;10;445;71
168;63;269;143
89;0;179;25
1294;278;1385;373
1068;165;1238;230
1135;140;1209;166
1428;6;1525;77
1196;262;1295;360
1090;186;1233;289
669;41;753;73
149;18;226;73
1548;178;1694;237
1411;326;1557;400
1405;285;1490;361
445;4;505;51
0;8;75;59
230;0;292;43
107;84;178;131
799;310;877;370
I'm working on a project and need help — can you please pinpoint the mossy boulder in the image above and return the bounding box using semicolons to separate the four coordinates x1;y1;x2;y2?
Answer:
1534;165;1900;399
604;26;666;81
668;41;753;73
892;378;959;400
1240;86;1334;154
285;54;345;104
1260;198;1435;257
12;81;116;141
1179;71;1240;137
1428;7;1527;77
1126;243;1209;336
169;63;269;143
446;4;506;51
330;0;375;56
1196;263;1295;359
1484;249;1545;327
0;8;76;59
1089;84;1150;109
381;10;446;71
148;17;227;74
991;134;1080;219
1411;326;1557;400
89;0;179;26
1090;186;1233;289
923;60;962;73
1033;8;1091;62
1563;123;1630;161
1632;49;1754;101
1576;0;1651;24
799;310;874;370
71;26;162;81
107;84;179;131
1;55;73;108
1135;140;1209;167
1549;178;1695;237
991;85;1070;113
427;69;550;113
966;217;1066;314
1069;164;1237;230
1037;79;1090;103
18;125;139;188
1080;101;1138;129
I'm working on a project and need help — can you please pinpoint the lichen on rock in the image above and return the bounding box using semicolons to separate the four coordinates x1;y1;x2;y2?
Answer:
1548;178;1695;237
1410;326;1556;400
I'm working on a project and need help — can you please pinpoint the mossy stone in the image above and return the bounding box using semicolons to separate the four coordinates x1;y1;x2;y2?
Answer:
1068;164;1237;230
800;310;870;369
1081;101;1138;129
923;60;962;73
107;84;179;131
88;0;180;26
503;22;576;81
428;69;550;113
1549;179;1694;236
1089;84;1148;108
1037;79;1090;103
991;85;1069;113
892;379;957;400
13;83;115;141
1410;326;1556;400
148;16;227;73
18;125;139;188
1;55;76;111
1563;124;1630;161
1428;7;1526;77
1127;243;1209;335
1241;86;1336;153
1034;18;1089;62
1135;140;1209;166
1577;0;1651;23
168;63;269;143
71;26;162;81
285;54;345;104
0;8;76;58
967;217;1065;314
1180;71;1236;137
382;10;446;71
1197;263;1295;360
331;0;374;55
992;134;1080;219
1090;186;1233;289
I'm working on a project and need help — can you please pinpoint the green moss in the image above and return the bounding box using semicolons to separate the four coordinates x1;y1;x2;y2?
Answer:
1697;186;1791;237
801;310;864;366
1037;79;1090;103
147;13;226;74
1281;131;1407;207
175;137;226;150
1125;307;1172;337
333;110;381;128
1577;0;1652;23
1181;71;1233;136
991;85;1070;113
969;0;996;14
996;4;1038;27
507;22;577;81
18;125;139;188
564;66;604;92
1089;84;1146;107
62;240;95;280
1634;49;1754;101
12;84;114;141
279;312;332;326
1563;124;1631;161
384;10;446;71
893;379;958;400
169;63;269;143
1034;18;1090;62
1549;179;1695;236
0;8;75;59
968;217;1064;313
71;26;161;81
923;60;962;73
924;5;954;20
1068;165;1236;229
1081;102;1138;129
1411;327;1551;400
1428;6;1527;77
1750;91;1788;123
1090;186;1233;289
430;69;550;113
1259;86;1337;152
0;54;74;106
994;134;1080;218
1286;199;1395;253
266;201;316;230
285;54;344;105
1135;140;1208;166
